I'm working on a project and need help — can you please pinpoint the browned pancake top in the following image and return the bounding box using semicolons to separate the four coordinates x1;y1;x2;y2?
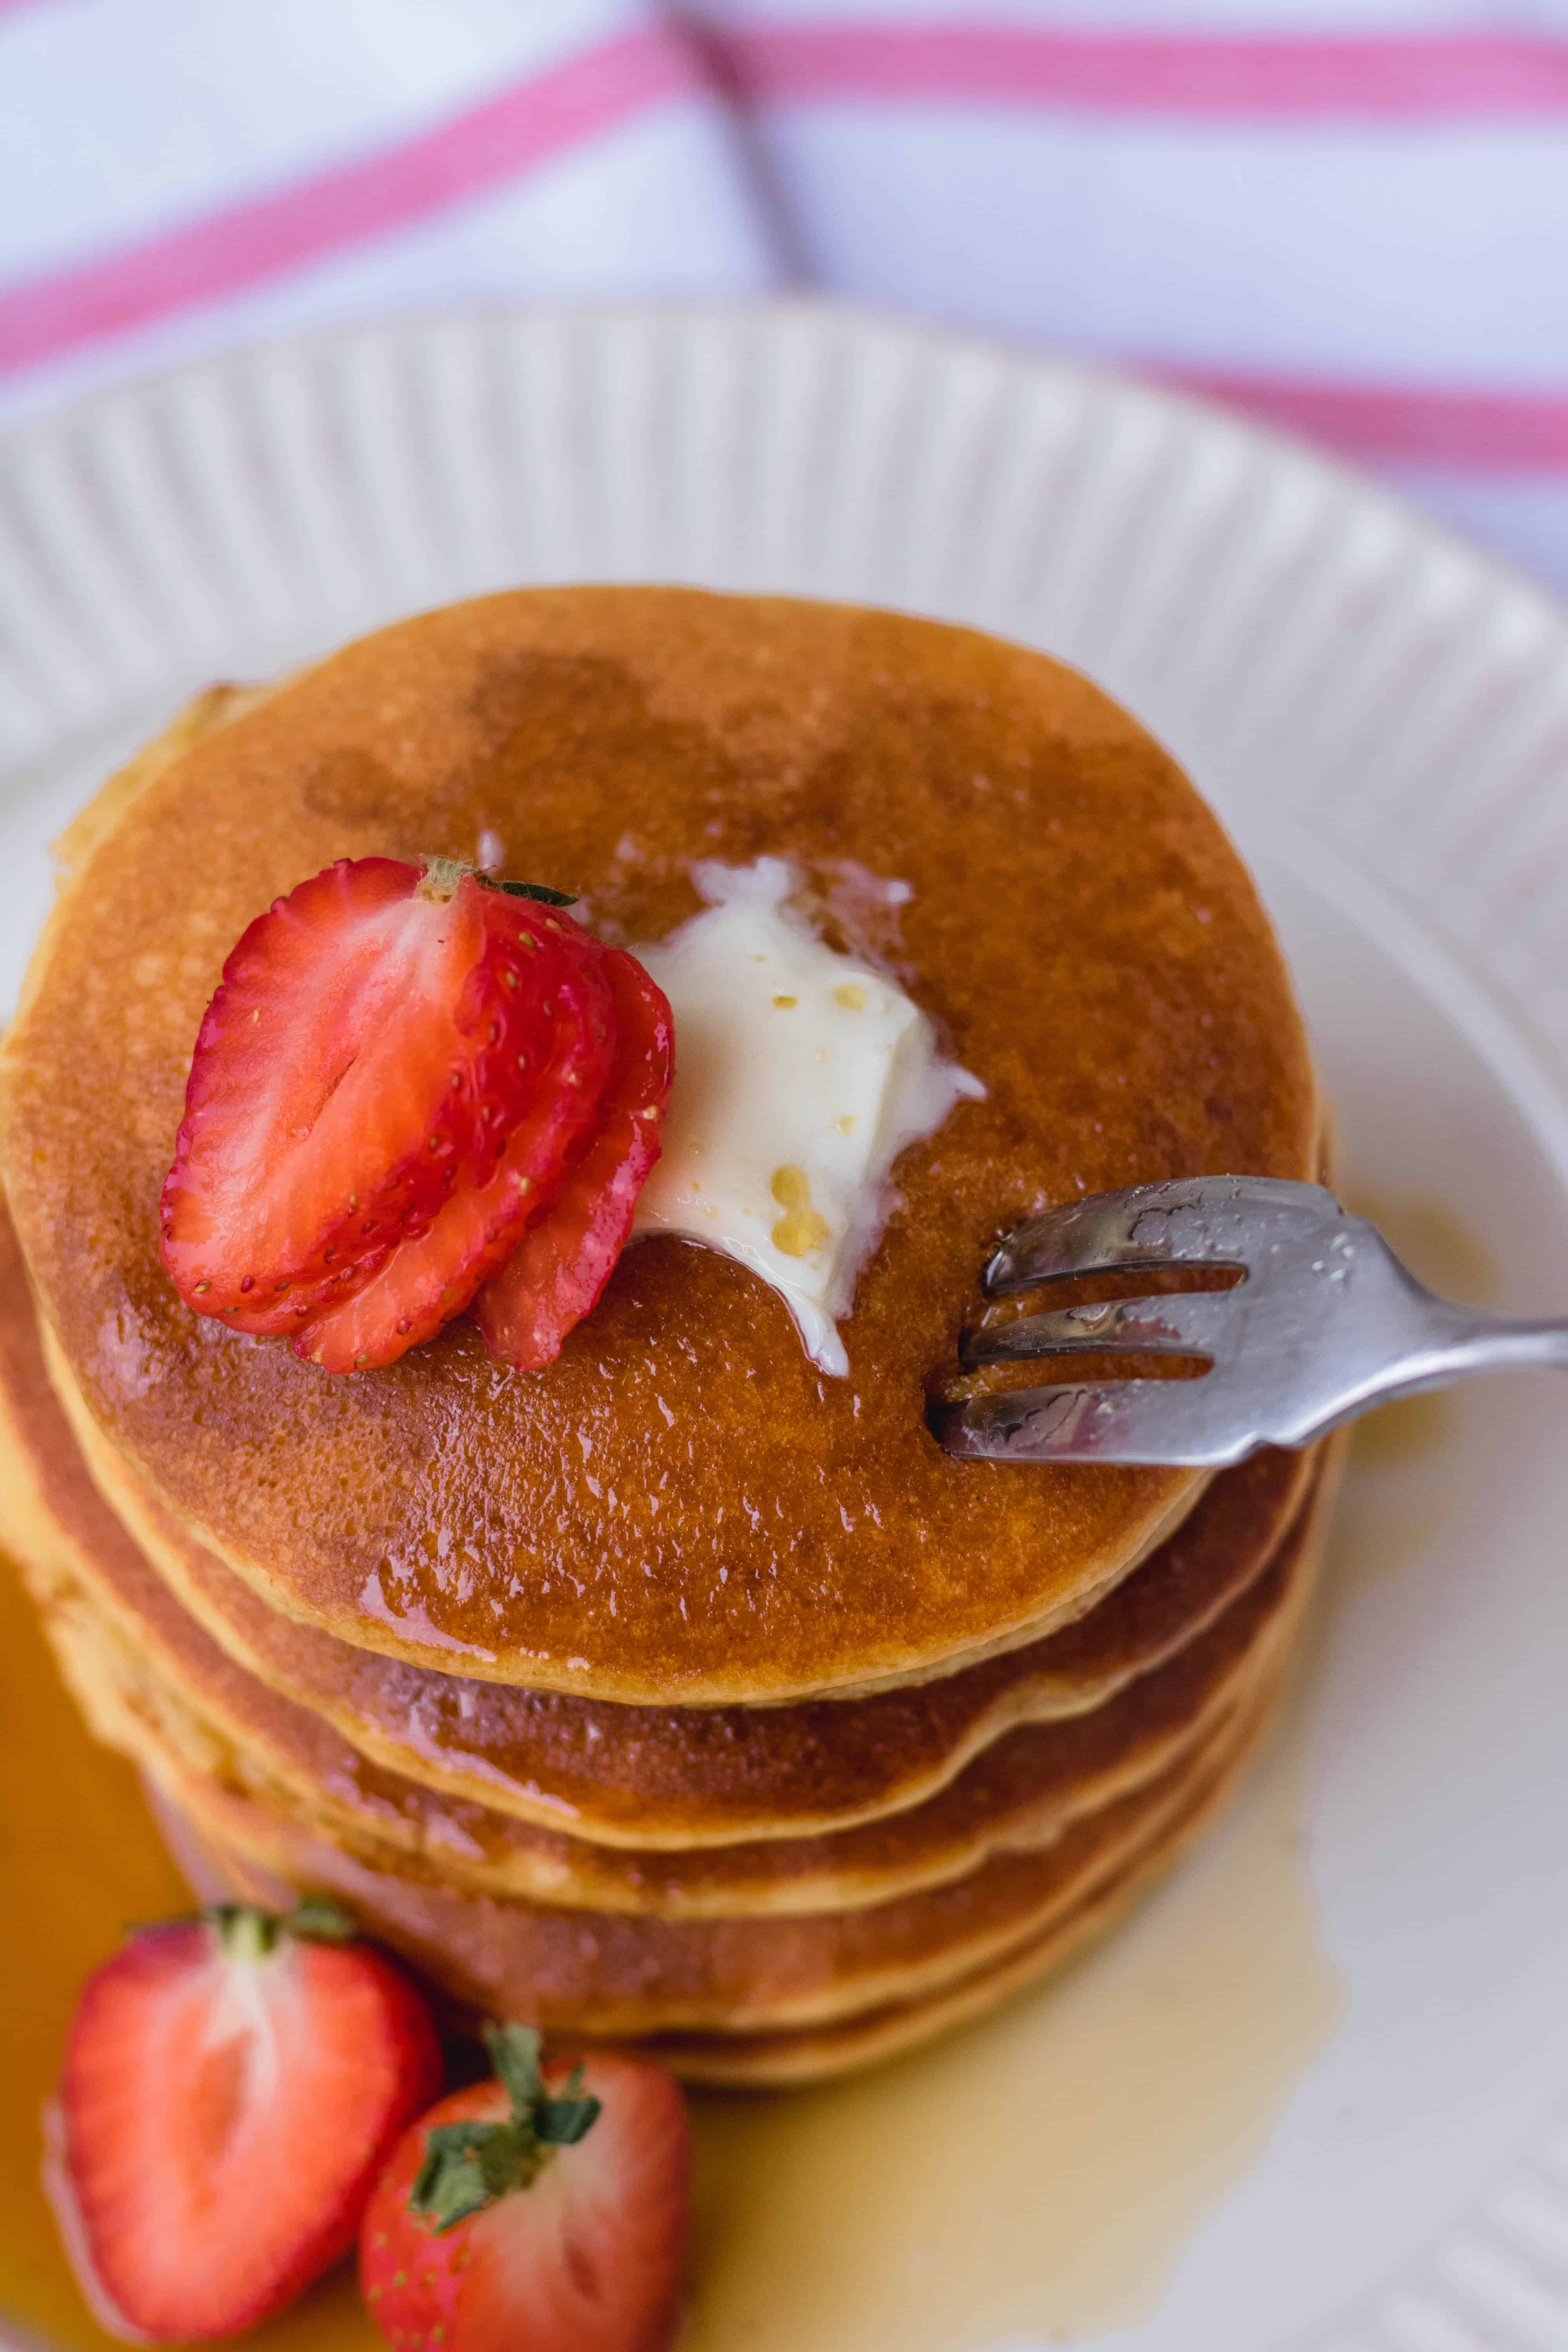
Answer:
0;1199;1316;1872
97;1392;1313;1844
0;590;1316;1699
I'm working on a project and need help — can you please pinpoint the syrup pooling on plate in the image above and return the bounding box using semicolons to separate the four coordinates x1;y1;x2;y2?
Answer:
630;859;983;1376
682;1681;1341;2348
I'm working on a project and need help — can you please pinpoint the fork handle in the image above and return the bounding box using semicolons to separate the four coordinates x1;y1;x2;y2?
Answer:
1420;1310;1568;1383
1247;1301;1568;1452
1345;1306;1568;1434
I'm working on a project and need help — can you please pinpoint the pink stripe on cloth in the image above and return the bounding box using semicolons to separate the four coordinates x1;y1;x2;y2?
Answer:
0;25;704;379
719;25;1568;118
1163;368;1568;469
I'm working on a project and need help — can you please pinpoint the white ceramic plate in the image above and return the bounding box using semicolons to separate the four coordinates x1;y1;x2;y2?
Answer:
4;303;1568;2352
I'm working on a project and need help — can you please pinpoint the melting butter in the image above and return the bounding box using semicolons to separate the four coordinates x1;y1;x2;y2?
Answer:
631;860;982;1375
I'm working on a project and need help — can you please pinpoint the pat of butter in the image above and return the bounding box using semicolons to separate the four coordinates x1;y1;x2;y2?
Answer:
631;859;983;1376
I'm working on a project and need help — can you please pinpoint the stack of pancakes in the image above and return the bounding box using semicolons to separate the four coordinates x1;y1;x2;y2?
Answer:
0;590;1332;2086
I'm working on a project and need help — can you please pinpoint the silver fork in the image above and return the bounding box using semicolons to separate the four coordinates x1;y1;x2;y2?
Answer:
932;1175;1566;1468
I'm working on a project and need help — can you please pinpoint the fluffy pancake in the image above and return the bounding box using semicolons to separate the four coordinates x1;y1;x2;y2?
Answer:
148;1711;1275;2087
28;1506;1313;1917
43;1291;1316;1847
0;1205;1324;1916
0;591;1318;1702
68;1676;1270;2040
634;1734;1252;2086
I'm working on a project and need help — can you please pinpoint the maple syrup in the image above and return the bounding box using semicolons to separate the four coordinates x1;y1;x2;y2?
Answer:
0;1528;1344;2352
681;1654;1341;2345
9;1311;1482;2352
0;1550;379;2352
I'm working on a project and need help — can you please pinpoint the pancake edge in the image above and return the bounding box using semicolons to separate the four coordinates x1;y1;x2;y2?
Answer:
28;1489;1318;1920
4;633;1314;1702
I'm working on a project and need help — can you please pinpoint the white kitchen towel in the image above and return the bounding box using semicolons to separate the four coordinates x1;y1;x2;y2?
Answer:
0;0;780;425
2;0;1566;593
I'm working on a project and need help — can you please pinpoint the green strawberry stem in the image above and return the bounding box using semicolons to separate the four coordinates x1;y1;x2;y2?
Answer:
133;1896;361;1960
416;855;577;908
281;1893;360;1943
409;2023;601;2235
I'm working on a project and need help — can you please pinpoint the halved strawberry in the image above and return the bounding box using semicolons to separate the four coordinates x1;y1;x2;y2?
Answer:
299;928;619;1372
360;2025;690;2352
474;946;673;1370
160;860;626;1370
165;861;484;1328
49;1898;443;2342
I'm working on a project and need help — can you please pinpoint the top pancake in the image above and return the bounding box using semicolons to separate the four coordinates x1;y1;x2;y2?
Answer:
0;590;1317;1702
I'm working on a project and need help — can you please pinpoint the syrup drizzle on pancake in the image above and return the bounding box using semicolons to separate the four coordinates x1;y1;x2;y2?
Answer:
0;591;1321;1700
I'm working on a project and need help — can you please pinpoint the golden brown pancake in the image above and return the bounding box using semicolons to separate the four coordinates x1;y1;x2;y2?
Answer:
635;1735;1251;2086
44;1294;1317;1846
29;1510;1312;1917
150;1707;1274;2086
0;1205;1323;1915
0;591;1318;1702
71;1677;1270;2040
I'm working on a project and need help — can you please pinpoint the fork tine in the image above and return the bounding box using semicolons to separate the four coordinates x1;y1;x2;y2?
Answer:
960;1289;1237;1368
931;1375;1260;1468
985;1176;1335;1296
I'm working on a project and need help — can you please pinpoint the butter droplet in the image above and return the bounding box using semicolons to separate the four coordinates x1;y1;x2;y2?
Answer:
770;1165;832;1258
833;982;867;1011
836;1114;856;1134
773;993;798;1009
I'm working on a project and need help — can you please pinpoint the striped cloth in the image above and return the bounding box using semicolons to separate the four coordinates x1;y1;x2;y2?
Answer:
2;0;1566;593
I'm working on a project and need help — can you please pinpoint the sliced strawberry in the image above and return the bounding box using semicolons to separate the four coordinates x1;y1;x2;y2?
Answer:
160;860;626;1369
51;1899;443;2342
474;947;673;1370
298;932;618;1372
165;860;476;1327
361;2026;689;2352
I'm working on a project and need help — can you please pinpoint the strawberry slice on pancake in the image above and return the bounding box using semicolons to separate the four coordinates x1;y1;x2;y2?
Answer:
160;858;672;1372
474;944;674;1372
